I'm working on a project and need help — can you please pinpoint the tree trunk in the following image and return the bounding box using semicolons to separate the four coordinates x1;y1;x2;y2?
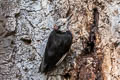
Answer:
0;0;120;80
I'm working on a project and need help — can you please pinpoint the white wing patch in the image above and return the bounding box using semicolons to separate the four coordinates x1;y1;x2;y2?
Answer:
56;53;68;66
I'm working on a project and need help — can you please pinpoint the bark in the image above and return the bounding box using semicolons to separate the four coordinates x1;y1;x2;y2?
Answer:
0;0;120;80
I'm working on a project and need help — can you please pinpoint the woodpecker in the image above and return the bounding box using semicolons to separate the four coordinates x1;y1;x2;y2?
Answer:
39;14;73;74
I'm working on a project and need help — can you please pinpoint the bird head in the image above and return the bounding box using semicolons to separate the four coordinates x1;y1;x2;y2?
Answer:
54;14;73;32
53;24;60;30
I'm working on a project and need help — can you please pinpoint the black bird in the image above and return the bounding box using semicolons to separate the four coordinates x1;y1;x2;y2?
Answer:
39;15;73;74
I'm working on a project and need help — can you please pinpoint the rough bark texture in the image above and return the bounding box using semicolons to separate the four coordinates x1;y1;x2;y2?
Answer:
0;0;120;80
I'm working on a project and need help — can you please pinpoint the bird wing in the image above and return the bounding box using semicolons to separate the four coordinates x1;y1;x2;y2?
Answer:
55;52;68;66
55;33;72;66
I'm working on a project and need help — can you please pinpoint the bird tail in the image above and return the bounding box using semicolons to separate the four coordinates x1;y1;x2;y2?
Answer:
38;58;47;73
